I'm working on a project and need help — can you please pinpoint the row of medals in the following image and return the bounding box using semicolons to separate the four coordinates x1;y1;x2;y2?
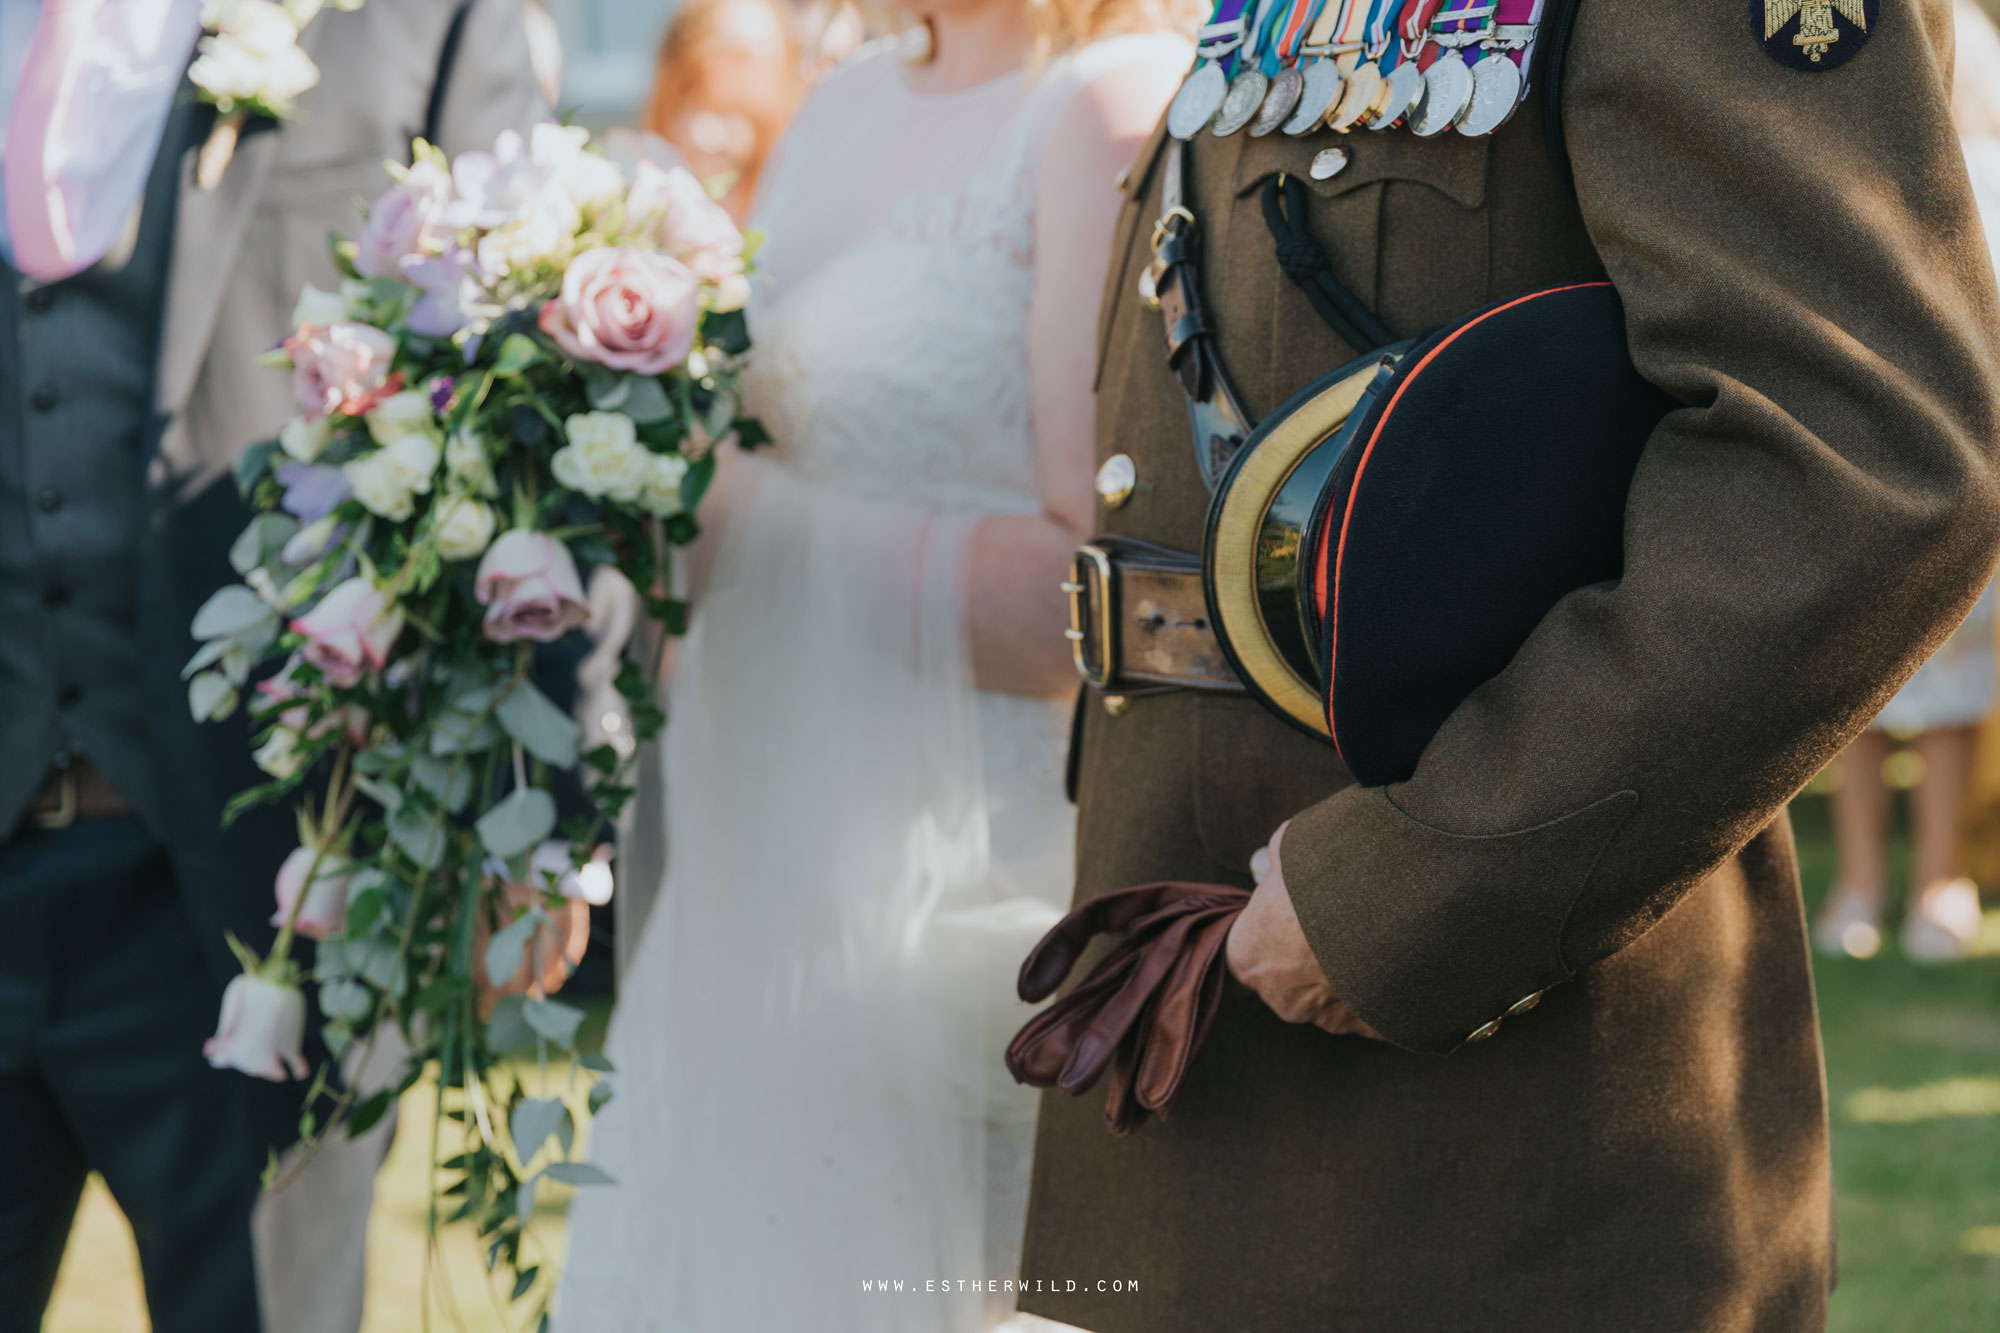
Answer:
1165;25;1531;179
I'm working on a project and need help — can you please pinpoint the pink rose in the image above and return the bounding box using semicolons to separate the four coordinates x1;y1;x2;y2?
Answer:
256;656;373;745
271;845;354;940
285;322;400;420
475;530;590;643
204;974;309;1081
290;577;404;688
538;245;699;375
625;161;745;285
354;160;450;278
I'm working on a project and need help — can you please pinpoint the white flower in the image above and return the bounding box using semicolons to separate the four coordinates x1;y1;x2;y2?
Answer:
365;389;438;446
290;282;349;328
282;514;341;564
204;973;309;1081
445;430;498;497
204;0;300;55
639;452;689;516
710;272;750;314
475;201;578;276
552;411;649;503
530;122;625;212
189;32;320;114
278;414;332;462
343;449;415;521
253;726;304;779
380;433;440;491
434;495;497;561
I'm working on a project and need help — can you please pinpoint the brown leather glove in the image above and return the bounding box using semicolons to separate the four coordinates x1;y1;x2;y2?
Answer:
1005;881;1250;1136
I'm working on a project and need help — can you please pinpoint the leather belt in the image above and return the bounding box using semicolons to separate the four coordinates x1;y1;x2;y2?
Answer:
26;758;131;832
1065;539;1242;695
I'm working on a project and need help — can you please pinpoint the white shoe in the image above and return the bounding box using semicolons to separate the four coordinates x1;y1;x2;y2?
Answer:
1814;891;1885;959
1902;878;1985;963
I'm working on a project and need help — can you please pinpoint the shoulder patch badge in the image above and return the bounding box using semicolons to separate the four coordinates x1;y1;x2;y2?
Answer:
1753;0;1878;70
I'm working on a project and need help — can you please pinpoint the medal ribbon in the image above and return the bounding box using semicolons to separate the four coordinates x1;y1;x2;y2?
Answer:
1431;0;1497;38
1195;0;1256;69
1242;0;1288;72
1397;0;1451;67
1487;0;1547;84
1365;0;1414;63
1276;0;1327;63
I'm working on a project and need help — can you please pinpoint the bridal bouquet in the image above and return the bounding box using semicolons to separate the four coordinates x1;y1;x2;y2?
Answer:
184;123;761;1321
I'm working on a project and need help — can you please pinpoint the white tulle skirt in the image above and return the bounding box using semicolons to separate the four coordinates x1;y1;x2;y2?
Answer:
556;460;1074;1333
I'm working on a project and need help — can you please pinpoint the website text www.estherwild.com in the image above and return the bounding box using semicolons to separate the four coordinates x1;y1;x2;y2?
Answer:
860;1279;1139;1295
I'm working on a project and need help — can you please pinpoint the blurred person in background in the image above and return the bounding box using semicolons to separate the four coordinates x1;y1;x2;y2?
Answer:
0;2;542;1330
554;0;1195;1327
641;0;809;221
1814;0;2000;964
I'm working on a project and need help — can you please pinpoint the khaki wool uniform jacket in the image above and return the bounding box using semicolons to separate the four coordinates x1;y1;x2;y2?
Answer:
1018;0;2000;1328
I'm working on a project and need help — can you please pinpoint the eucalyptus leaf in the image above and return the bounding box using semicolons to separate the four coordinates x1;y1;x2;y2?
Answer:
584;370;630;411
233;438;280;497
346;1088;394;1138
318;978;373;1023
411;754;474;813
353;774;405;815
181;636;232;680
476;787;556;859
230;514;302;576
521;996;584;1047
515;1171;540;1223
492;333;544;378
509;1097;567;1162
388;802;446;869
191;585;276;640
429;709;503;756
541;1161;615;1187
483;911;540;988
495;681;581;769
487;994;534;1052
188;671;238;723
587;1077;614;1114
616;375;673;424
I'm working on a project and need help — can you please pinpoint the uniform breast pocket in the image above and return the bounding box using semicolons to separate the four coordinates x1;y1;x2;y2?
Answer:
1219;131;1495;405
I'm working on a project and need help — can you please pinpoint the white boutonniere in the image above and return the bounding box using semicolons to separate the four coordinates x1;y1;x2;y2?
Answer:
189;0;365;189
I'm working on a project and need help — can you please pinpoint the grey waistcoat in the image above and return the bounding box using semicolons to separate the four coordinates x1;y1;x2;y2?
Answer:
0;101;203;836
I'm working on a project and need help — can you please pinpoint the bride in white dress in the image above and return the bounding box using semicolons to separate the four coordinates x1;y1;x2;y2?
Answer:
556;4;1191;1329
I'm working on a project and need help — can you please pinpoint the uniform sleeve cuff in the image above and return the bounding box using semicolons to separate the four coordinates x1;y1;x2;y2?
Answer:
1282;784;1640;1054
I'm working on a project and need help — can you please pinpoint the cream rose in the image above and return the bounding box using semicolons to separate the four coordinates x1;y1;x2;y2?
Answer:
639;451;690;517
278;414;332;462
445;430;498;496
552;411;650;503
434;495;498;561
365;389;438;445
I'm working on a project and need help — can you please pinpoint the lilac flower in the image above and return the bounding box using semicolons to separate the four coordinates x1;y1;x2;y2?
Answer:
276;463;352;523
402;246;485;339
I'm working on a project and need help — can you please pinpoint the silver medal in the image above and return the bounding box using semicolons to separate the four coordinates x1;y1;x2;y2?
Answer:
1284;57;1343;135
1211;69;1270;137
1167;61;1230;140
1368;61;1425;131
1409;53;1472;137
1456;53;1523;136
1250;65;1305;137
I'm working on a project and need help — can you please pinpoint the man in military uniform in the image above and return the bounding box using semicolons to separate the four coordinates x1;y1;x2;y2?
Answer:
1019;0;2000;1326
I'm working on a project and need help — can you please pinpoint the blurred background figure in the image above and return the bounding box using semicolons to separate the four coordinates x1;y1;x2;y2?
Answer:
1814;0;2000;964
641;0;820;220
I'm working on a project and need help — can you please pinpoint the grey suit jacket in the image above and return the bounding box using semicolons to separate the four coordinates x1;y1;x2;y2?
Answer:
138;0;546;1002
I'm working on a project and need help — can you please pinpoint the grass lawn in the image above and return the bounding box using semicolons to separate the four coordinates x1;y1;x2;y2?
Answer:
44;797;2000;1331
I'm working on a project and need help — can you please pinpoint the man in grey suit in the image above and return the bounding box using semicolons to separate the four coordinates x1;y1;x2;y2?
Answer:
0;3;544;1329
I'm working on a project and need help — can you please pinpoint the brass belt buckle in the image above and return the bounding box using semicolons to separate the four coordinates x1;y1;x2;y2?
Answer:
1062;545;1117;689
33;767;77;831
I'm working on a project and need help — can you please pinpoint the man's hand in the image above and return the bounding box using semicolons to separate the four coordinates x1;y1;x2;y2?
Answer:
1226;822;1382;1038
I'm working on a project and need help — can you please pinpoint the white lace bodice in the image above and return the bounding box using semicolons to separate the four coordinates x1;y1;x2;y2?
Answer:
743;34;1190;513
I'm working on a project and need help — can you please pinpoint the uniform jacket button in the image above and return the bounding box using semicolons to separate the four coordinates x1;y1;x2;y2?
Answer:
1095;454;1137;509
